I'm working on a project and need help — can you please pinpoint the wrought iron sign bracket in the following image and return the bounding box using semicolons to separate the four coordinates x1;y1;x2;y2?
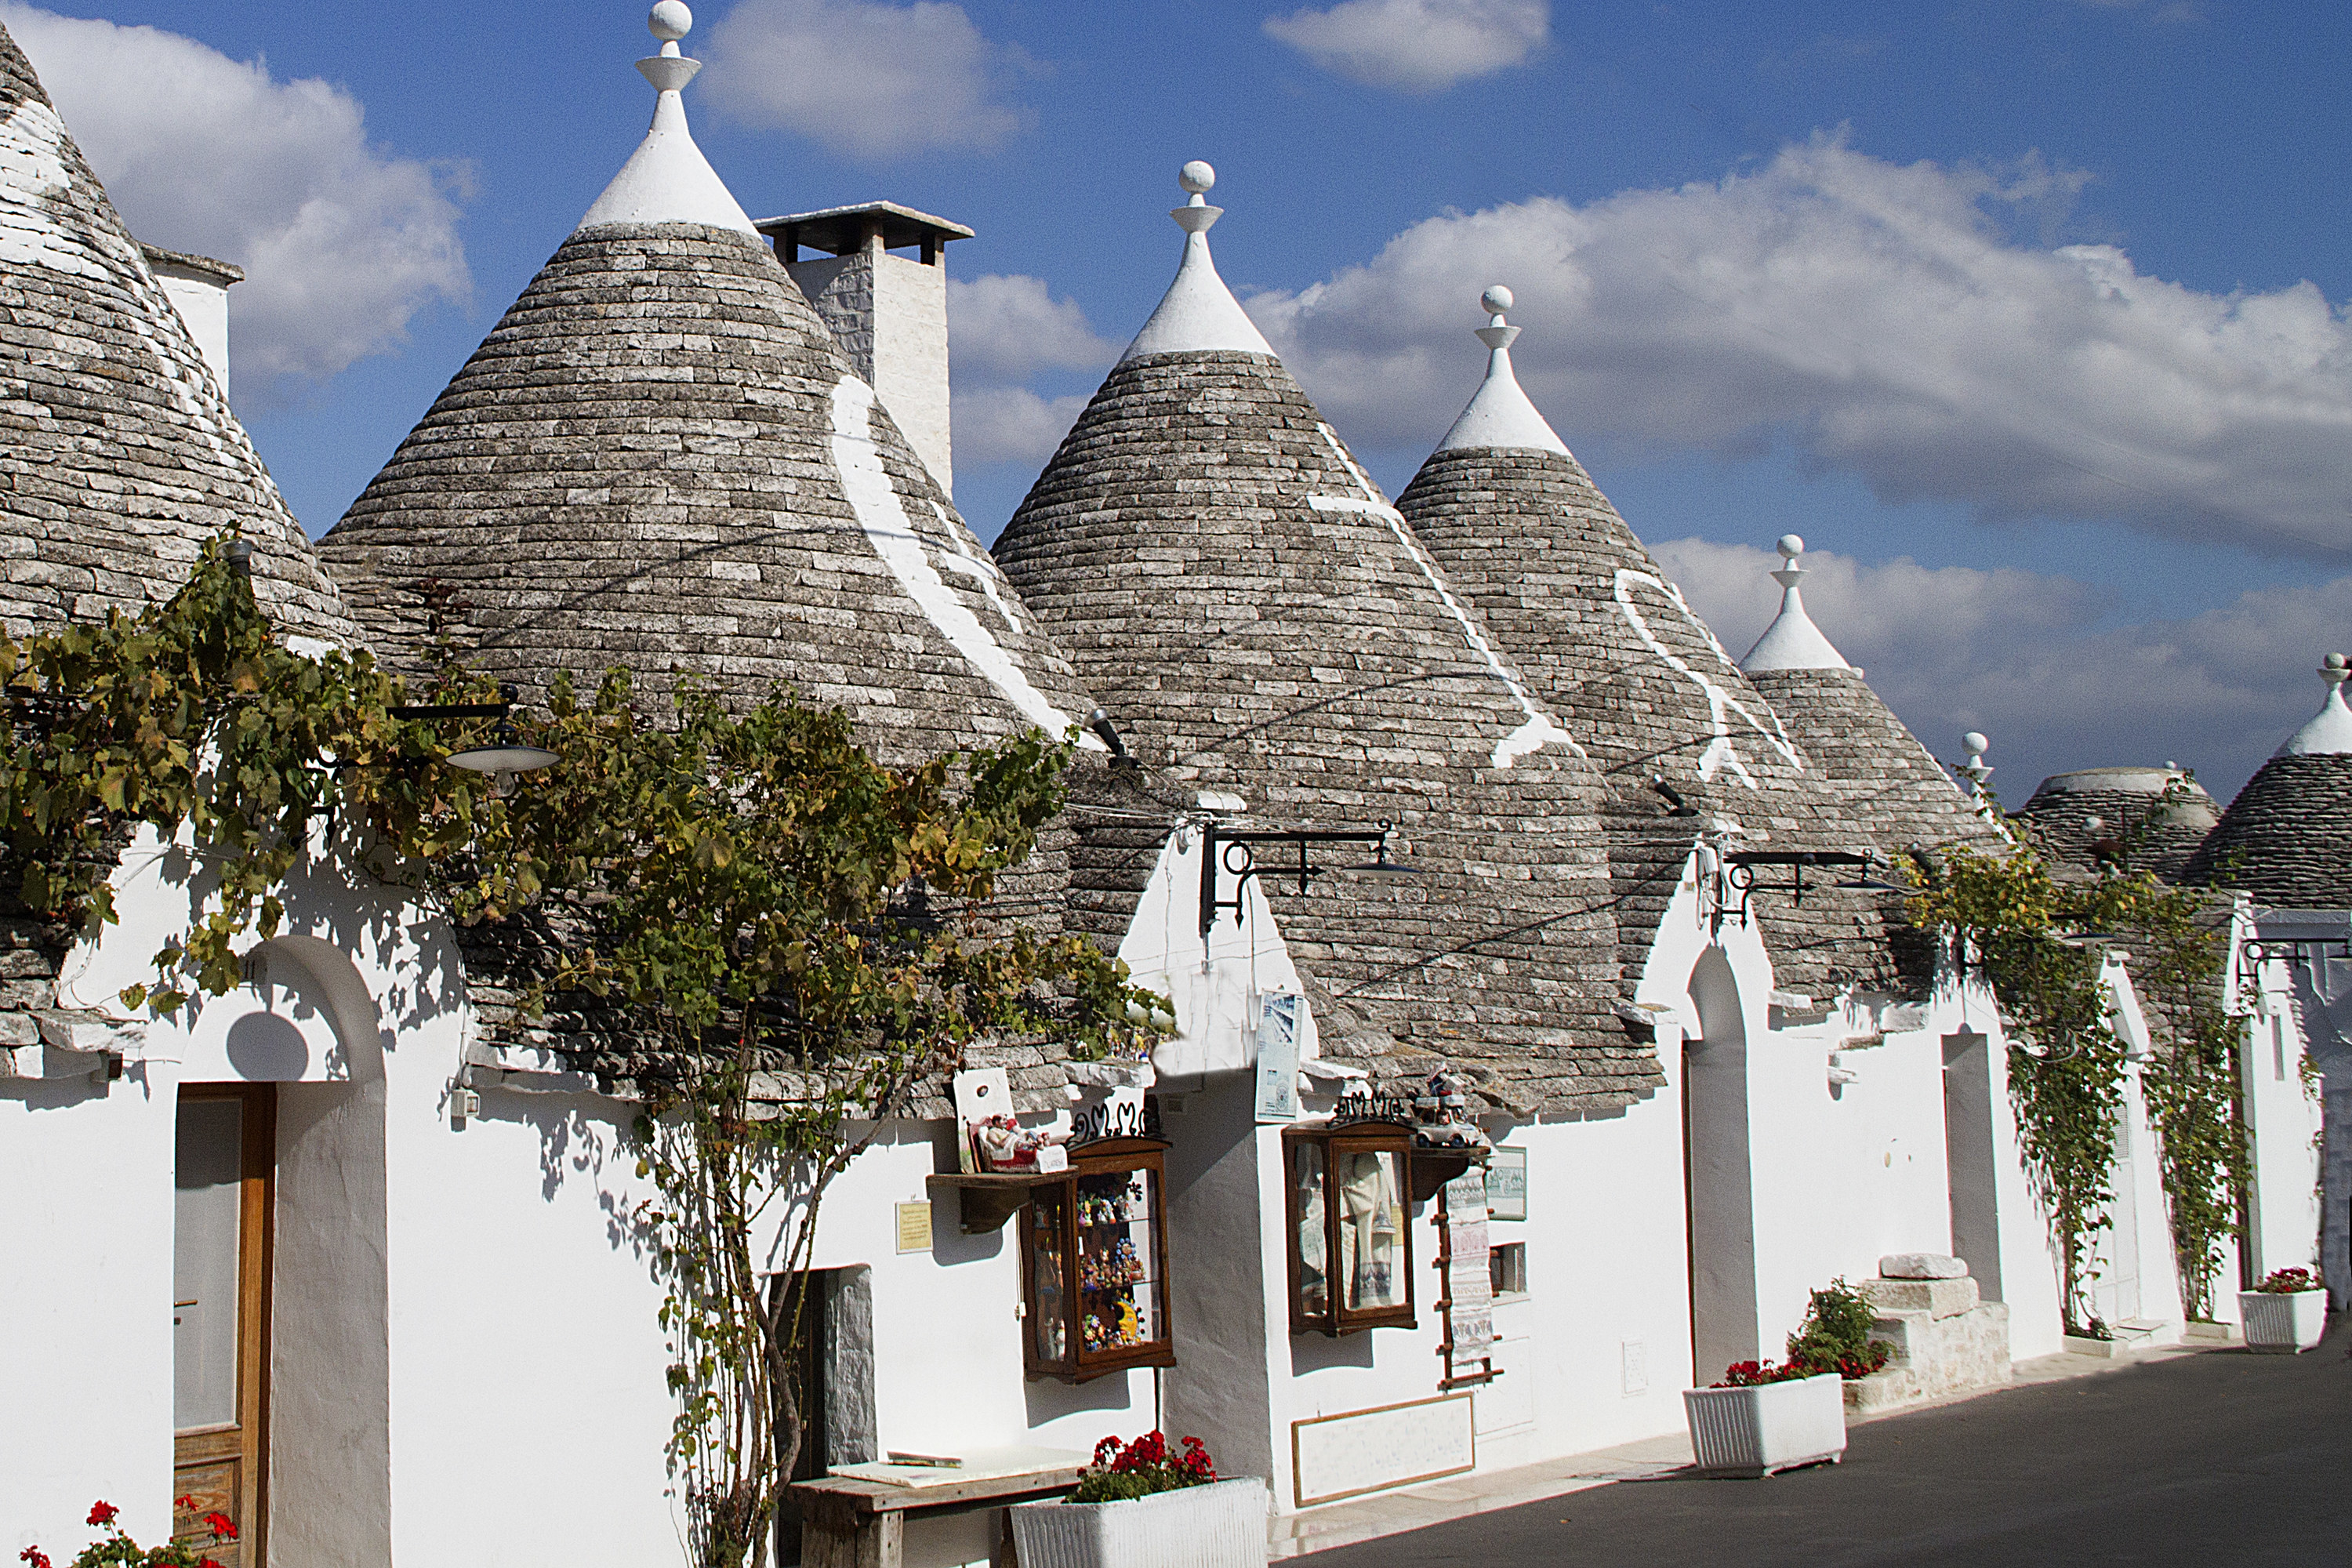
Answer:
1197;821;1398;938
1719;849;1874;921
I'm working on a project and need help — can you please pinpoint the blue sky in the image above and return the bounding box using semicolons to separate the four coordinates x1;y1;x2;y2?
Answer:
6;0;2348;802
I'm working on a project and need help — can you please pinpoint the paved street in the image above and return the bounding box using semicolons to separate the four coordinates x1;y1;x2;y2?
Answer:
1315;1329;2352;1566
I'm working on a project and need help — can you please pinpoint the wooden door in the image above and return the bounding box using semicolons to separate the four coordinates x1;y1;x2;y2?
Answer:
172;1083;274;1568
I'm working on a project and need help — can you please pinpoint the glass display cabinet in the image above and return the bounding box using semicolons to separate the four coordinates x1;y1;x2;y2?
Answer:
1284;1120;1417;1336
1020;1136;1175;1382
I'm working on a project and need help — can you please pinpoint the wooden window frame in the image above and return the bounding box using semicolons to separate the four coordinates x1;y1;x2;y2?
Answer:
1283;1120;1417;1338
1019;1136;1177;1384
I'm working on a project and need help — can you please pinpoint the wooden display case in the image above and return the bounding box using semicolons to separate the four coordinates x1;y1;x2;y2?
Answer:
1284;1120;1417;1336
1019;1136;1176;1383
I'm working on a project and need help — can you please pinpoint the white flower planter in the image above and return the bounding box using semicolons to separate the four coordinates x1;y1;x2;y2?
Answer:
2238;1288;2328;1354
1010;1477;1269;1568
1682;1372;1848;1478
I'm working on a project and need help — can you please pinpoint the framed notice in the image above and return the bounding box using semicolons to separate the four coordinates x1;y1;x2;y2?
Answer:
895;1201;934;1254
1292;1393;1475;1508
1486;1147;1526;1221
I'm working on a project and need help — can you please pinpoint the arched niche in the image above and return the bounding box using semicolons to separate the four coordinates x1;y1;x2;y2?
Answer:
1683;946;1759;1381
174;937;383;1085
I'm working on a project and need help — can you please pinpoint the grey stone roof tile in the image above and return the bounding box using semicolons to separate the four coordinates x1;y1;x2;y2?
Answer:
1397;445;1947;1000
2187;754;2352;908
993;350;1661;1116
0;22;355;643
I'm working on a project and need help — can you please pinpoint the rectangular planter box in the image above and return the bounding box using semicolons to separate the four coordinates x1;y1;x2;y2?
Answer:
1682;1373;1846;1478
1010;1477;1269;1568
2238;1289;2328;1354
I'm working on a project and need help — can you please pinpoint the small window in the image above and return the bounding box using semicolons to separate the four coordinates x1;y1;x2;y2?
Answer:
1284;1120;1417;1336
1490;1241;1527;1299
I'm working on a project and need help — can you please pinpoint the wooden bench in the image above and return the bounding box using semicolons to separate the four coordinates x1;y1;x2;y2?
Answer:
793;1461;1083;1568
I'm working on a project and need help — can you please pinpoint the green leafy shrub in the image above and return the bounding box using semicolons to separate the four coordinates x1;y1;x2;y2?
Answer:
1786;1277;1892;1379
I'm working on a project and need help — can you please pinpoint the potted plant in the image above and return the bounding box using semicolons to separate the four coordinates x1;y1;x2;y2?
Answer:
1683;1279;1889;1478
2239;1267;2329;1354
1010;1432;1269;1568
20;1497;239;1568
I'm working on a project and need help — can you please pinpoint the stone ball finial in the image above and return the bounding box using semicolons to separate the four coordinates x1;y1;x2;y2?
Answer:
1962;731;1989;756
649;1;693;42
1776;533;1805;562
2325;652;2349;681
1481;284;1514;316
1179;160;1216;196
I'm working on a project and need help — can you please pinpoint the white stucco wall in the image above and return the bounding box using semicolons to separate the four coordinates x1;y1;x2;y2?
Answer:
2;1065;177;1558
7;825;686;1566
2242;978;2325;1283
1123;829;1318;1082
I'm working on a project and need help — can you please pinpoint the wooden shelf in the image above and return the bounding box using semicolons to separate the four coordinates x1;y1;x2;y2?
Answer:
1409;1146;1486;1203
926;1172;1059;1235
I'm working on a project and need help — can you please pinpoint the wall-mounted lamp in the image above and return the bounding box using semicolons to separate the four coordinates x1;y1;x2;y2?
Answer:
1198;819;1419;936
392;682;559;797
1088;707;1138;769
223;539;255;577
1651;777;1700;818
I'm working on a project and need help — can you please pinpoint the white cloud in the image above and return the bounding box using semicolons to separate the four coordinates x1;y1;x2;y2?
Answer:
702;0;1029;160
946;274;1112;466
1649;536;2352;800
950;386;1089;468
1264;0;1548;93
947;274;1116;383
1248;135;2352;560
3;3;470;406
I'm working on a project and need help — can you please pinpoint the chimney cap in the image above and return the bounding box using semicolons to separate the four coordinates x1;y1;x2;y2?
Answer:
754;201;975;256
137;241;244;288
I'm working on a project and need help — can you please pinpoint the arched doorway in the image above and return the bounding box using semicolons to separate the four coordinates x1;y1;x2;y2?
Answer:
172;937;389;1568
1684;947;1759;1383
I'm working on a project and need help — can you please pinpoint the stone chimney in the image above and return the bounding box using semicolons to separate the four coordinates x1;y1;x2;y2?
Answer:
138;242;242;394
757;201;971;497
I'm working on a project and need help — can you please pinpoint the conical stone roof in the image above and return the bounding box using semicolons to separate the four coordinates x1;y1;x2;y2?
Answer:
1726;541;1999;864
2019;766;2219;884
315;67;1091;769
1744;663;1998;862
993;172;1657;1116
0;24;354;641
1398;300;1922;997
2185;757;2352;908
2185;666;2352;906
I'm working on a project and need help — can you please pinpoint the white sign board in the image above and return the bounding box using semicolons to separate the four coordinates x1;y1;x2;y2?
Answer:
1291;1394;1475;1508
1071;1083;1148;1143
1254;991;1304;1123
1486;1146;1526;1221
952;1068;1011;1174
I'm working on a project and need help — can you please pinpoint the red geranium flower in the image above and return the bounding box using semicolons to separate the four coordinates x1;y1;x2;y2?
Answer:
21;1547;54;1568
204;1512;238;1541
85;1502;118;1528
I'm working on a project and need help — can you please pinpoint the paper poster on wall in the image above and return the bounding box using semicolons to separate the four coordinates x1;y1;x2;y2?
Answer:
1486;1146;1527;1221
895;1201;934;1254
1254;990;1303;1123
